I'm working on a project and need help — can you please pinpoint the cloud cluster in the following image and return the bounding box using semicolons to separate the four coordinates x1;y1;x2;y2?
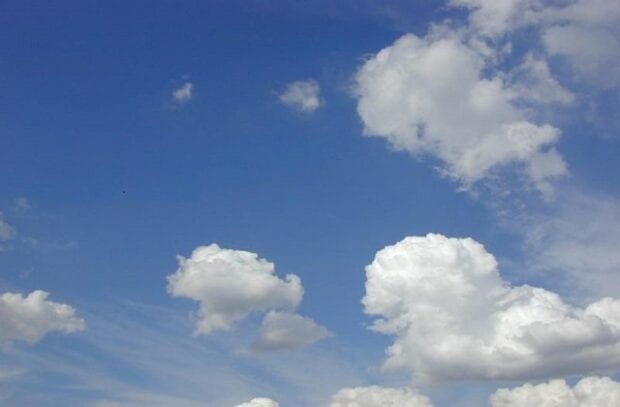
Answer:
330;385;432;407
490;376;620;406
0;290;85;344
279;79;322;112
354;32;567;195
167;244;330;350
363;234;620;382
235;398;279;407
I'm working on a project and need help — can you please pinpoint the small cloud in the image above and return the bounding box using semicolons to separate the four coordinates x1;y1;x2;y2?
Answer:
235;398;279;407
254;311;332;352
0;213;16;242
0;290;85;344
172;82;193;104
279;79;322;112
13;197;31;211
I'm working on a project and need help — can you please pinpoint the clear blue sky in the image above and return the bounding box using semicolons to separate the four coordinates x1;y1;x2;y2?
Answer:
1;1;619;406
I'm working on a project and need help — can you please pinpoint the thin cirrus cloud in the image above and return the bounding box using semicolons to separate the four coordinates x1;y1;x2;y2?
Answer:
353;31;567;196
0;290;85;344
278;79;322;113
523;191;620;299
490;376;620;407
330;385;432;407
166;244;331;351
363;233;620;382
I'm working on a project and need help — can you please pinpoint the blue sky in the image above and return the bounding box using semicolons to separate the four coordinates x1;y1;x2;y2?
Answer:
1;1;619;406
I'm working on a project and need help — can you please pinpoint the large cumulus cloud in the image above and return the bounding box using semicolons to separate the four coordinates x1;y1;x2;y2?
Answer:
363;234;620;382
167;244;330;350
0;290;85;344
354;32;567;195
490;376;620;406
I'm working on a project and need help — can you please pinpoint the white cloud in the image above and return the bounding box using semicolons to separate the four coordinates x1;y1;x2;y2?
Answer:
490;376;620;407
167;244;302;334
167;244;329;351
0;290;85;344
363;233;620;382
0;213;16;241
254;311;332;352
330;385;432;407
172;82;193;103
279;79;322;112
451;0;620;89
235;397;279;407
543;24;620;89
354;33;567;195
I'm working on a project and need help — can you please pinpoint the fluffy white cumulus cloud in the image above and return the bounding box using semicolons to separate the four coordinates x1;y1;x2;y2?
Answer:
279;79;322;112
235;397;279;407
167;244;303;334
354;33;566;195
167;244;329;351
254;310;332;352
330;385;432;407
0;290;85;344
363;234;620;382
490;376;620;406
172;82;193;103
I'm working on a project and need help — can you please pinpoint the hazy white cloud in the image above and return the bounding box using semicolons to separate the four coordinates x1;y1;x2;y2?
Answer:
354;33;566;195
172;82;193;103
543;24;620;89
13;197;31;211
490;376;620;406
451;0;620;89
0;213;16;241
279;79;322;112
525;192;620;299
363;234;620;382
330;385;432;407
254;311;332;352
235;397;279;407
167;244;329;351
0;290;85;344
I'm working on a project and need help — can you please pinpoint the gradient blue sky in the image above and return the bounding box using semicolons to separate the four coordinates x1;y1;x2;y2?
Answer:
1;1;619;406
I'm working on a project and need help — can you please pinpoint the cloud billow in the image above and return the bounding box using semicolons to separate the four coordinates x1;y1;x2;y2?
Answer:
363;234;620;382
